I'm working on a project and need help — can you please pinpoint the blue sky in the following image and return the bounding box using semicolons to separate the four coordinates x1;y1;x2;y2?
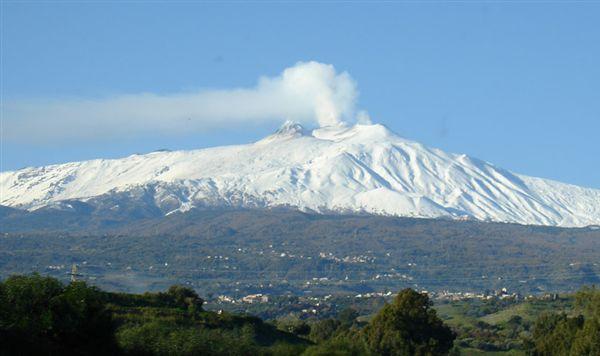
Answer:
2;2;599;188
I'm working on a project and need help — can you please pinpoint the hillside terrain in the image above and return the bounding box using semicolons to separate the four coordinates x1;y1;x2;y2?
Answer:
1;209;598;295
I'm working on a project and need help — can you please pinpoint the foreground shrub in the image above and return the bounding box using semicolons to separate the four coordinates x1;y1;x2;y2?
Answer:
0;274;117;355
362;288;455;356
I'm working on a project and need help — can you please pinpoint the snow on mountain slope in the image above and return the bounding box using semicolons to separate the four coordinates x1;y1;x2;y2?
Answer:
1;122;599;227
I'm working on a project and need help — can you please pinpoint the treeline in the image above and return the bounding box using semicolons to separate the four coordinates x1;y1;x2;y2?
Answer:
529;287;600;355
0;274;302;355
1;274;599;355
0;274;454;355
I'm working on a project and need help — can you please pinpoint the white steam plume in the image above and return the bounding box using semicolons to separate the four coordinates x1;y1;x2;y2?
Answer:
4;61;369;142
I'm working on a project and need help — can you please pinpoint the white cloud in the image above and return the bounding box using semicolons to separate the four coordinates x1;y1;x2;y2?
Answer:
3;61;369;142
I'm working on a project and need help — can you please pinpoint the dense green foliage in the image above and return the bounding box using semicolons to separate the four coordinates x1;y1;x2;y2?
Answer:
529;287;600;355
294;289;456;356
362;289;455;355
302;335;369;356
2;274;600;355
0;274;460;355
0;274;307;356
0;274;117;355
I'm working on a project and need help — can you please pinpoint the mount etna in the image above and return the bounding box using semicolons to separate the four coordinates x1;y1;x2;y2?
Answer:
1;123;599;294
2;122;599;228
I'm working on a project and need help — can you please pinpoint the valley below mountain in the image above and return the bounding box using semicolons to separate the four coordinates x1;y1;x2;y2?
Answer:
1;209;599;296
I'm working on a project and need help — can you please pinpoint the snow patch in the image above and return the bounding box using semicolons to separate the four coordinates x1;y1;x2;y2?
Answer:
1;123;599;227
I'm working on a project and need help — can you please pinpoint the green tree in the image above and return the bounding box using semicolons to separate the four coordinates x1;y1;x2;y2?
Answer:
165;284;204;312
570;287;600;355
339;307;359;327
302;332;369;356
362;288;455;356
571;318;600;356
0;274;116;355
280;320;311;337
309;318;341;343
531;313;583;356
575;286;600;319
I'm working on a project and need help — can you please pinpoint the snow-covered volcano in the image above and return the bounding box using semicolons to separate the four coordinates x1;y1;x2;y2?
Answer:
1;122;599;227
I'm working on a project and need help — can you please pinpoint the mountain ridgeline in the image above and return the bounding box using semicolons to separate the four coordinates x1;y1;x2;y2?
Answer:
2;122;599;227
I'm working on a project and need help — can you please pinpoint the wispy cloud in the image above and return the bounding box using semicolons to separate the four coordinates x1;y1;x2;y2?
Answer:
3;61;370;143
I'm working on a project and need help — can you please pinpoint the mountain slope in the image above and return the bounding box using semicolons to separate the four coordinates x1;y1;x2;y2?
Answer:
1;122;599;227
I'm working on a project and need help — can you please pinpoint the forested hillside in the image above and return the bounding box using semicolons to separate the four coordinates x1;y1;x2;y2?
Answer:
1;209;599;295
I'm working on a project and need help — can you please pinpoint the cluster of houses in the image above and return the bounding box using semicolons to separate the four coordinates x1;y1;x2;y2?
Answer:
429;287;521;301
216;293;270;304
